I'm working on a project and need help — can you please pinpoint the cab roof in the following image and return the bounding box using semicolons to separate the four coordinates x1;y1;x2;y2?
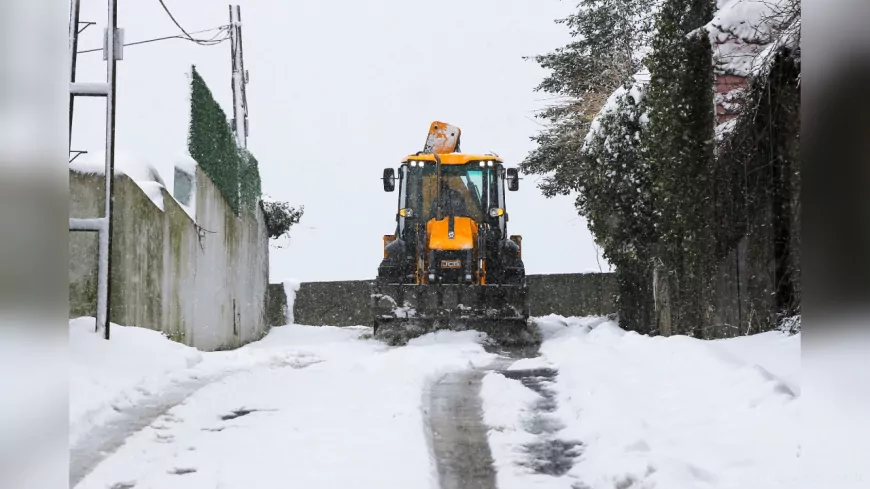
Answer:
403;153;503;165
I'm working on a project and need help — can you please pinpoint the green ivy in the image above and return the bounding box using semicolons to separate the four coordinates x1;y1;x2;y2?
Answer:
239;149;262;213
188;66;261;214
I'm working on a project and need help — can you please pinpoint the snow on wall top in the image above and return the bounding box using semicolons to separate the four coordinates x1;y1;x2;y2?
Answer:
71;150;165;184
70;150;167;210
174;152;199;177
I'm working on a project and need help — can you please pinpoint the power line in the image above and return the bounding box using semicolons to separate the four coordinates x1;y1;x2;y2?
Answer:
78;25;229;54
156;0;226;45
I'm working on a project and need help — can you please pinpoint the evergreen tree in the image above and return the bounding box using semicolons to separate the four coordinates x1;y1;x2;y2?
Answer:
581;86;656;332
642;0;715;335
521;0;656;196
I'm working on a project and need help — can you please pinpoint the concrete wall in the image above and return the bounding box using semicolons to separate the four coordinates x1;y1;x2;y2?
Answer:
526;273;617;318
69;167;270;350
285;273;618;327
294;281;374;326
266;283;288;327
653;209;784;339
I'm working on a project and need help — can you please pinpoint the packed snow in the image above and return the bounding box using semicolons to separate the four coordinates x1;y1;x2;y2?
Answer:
480;315;800;489
72;315;799;489
72;320;495;489
69;318;321;450
70;317;202;445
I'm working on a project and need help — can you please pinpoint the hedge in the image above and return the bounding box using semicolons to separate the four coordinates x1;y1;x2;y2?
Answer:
188;66;261;214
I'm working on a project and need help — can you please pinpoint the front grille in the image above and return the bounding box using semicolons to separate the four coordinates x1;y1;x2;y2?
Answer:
430;250;470;284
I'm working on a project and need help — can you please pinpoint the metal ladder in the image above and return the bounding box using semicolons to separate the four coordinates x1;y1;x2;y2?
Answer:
68;0;122;339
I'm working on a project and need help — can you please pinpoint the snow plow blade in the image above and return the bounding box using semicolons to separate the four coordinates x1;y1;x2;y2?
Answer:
371;283;539;346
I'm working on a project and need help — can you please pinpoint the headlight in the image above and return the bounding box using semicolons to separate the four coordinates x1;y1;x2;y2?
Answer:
479;161;486;167
399;208;414;217
489;207;504;218
487;160;494;167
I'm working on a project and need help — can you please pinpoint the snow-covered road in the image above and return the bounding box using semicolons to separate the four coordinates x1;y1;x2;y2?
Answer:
71;322;498;489
70;316;799;489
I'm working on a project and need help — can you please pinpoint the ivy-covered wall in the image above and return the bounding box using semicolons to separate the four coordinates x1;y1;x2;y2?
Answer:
68;167;270;351
189;66;261;214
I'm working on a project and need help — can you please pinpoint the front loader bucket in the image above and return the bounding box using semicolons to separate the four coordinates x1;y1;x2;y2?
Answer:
371;283;539;346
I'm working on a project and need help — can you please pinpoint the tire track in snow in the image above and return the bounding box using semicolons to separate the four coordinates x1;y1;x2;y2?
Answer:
428;369;499;489
426;343;536;489
499;367;583;477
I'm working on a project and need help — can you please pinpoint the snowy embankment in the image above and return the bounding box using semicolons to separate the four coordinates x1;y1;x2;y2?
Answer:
70;318;320;449
70;317;201;445
481;315;800;489
72;320;495;489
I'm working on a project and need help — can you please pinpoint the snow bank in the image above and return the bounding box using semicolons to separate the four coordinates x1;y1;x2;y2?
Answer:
248;322;370;354
69;319;326;448
69;317;203;443
533;314;614;341
482;372;542;432
481;372;550;488
483;316;800;489
407;328;490;346
707;330;801;395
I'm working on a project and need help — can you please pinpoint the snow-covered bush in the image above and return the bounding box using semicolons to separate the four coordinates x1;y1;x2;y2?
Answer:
777;314;801;335
262;201;304;240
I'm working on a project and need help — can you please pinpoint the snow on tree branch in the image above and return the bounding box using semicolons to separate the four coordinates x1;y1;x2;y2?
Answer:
262;200;304;240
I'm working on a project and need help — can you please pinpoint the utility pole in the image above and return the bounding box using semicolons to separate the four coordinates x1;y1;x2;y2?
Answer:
229;5;249;149
68;0;82;147
68;0;123;340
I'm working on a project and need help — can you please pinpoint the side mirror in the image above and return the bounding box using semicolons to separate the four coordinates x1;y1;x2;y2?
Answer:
383;168;396;192
506;168;519;191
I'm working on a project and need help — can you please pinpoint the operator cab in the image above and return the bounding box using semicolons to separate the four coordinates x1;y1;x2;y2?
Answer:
383;153;519;238
381;153;521;284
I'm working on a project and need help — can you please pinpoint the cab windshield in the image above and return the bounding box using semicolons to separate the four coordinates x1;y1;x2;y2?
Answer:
406;163;494;222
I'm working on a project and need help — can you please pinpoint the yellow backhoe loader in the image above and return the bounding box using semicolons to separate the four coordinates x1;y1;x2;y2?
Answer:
372;122;538;345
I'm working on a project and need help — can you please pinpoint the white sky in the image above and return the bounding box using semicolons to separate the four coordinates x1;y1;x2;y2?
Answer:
72;0;610;282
